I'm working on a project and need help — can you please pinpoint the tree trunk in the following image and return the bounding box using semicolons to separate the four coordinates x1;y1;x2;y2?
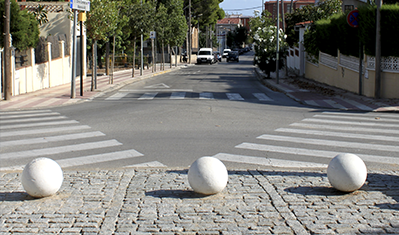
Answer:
132;37;136;77
91;40;97;91
168;44;172;68
162;40;165;70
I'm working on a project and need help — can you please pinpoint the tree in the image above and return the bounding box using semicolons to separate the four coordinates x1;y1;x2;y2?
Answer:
284;0;341;47
122;0;155;76
158;0;188;68
0;0;40;51
85;0;119;90
250;11;288;77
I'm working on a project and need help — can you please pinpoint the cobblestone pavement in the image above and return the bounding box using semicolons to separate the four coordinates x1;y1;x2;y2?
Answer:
1;168;398;234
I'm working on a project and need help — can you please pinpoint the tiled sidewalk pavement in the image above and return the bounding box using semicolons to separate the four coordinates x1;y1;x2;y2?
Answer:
0;64;182;111
254;67;399;112
1;168;398;234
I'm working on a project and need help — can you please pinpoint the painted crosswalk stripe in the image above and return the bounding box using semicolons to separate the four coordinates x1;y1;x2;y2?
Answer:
0;131;105;148
138;92;158;100
291;123;399;135
226;93;244;101
170;92;186;99
124;161;166;168
57;149;143;168
0;139;122;160
0;149;144;171
0;125;91;138
0;120;79;130
0;112;61;119
0;116;67;124
199;92;214;99
253;93;273;101
314;114;399;123
235;142;399;165
275;128;399;142
302;118;399;128
0;109;52;115
257;134;399;152
105;92;129;100
213;153;327;168
322;111;399;119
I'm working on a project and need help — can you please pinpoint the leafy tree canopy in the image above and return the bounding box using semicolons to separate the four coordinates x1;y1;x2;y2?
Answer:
0;0;40;51
285;0;341;47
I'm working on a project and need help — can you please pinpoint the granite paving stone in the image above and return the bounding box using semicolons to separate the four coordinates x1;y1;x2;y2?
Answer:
0;168;398;234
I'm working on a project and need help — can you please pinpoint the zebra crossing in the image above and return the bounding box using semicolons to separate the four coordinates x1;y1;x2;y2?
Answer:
105;91;274;102
213;111;399;169
0;110;165;171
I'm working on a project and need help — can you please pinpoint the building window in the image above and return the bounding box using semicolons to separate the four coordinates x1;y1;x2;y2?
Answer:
344;5;354;11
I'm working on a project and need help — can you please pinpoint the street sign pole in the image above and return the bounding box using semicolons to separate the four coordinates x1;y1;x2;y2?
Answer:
347;9;363;95
70;0;90;98
71;9;77;98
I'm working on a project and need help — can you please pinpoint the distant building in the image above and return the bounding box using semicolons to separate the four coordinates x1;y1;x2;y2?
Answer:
216;14;252;52
264;0;315;20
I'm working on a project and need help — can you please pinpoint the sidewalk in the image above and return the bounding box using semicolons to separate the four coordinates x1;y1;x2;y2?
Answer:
1;168;398;234
0;64;186;111
254;67;399;112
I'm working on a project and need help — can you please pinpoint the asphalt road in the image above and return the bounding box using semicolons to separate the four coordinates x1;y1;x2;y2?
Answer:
2;52;398;171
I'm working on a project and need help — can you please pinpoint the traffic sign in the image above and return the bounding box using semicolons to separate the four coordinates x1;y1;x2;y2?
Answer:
150;31;156;39
347;10;359;28
70;0;90;12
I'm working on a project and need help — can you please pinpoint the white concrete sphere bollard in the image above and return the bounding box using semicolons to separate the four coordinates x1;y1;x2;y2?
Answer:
327;153;367;192
188;157;228;195
21;158;64;198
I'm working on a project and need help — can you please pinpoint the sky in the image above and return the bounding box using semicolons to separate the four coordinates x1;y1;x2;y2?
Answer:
219;0;264;17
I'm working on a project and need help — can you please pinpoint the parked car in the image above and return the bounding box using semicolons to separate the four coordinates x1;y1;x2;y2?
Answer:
197;48;215;64
213;51;221;62
226;51;239;62
222;49;231;58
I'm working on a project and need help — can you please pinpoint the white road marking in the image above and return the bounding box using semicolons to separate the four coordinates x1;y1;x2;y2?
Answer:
236;142;399;165
105;92;130;100
257;134;399;152
0;131;105;147
226;93;244;101
290;123;399;135
275;128;399;142
0;125;92;138
0;116;67;124
199;92;214;99
0;112;61;119
314;114;399;123
0;120;79;130
170;92;186;99
138;92;158;100
0;140;122;160
213;153;327;168
124;161;166;168
0;149;144;171
302;118;399;128
253;93;273;101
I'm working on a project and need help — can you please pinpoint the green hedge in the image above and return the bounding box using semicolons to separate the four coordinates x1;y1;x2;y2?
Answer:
306;4;399;58
359;4;399;56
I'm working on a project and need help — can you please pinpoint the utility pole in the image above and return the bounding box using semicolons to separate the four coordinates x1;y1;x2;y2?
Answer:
140;0;143;76
188;0;191;64
71;9;77;98
276;0;280;84
375;0;382;98
4;0;11;100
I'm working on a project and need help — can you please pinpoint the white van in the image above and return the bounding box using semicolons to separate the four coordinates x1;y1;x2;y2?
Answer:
197;48;215;64
222;49;231;58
